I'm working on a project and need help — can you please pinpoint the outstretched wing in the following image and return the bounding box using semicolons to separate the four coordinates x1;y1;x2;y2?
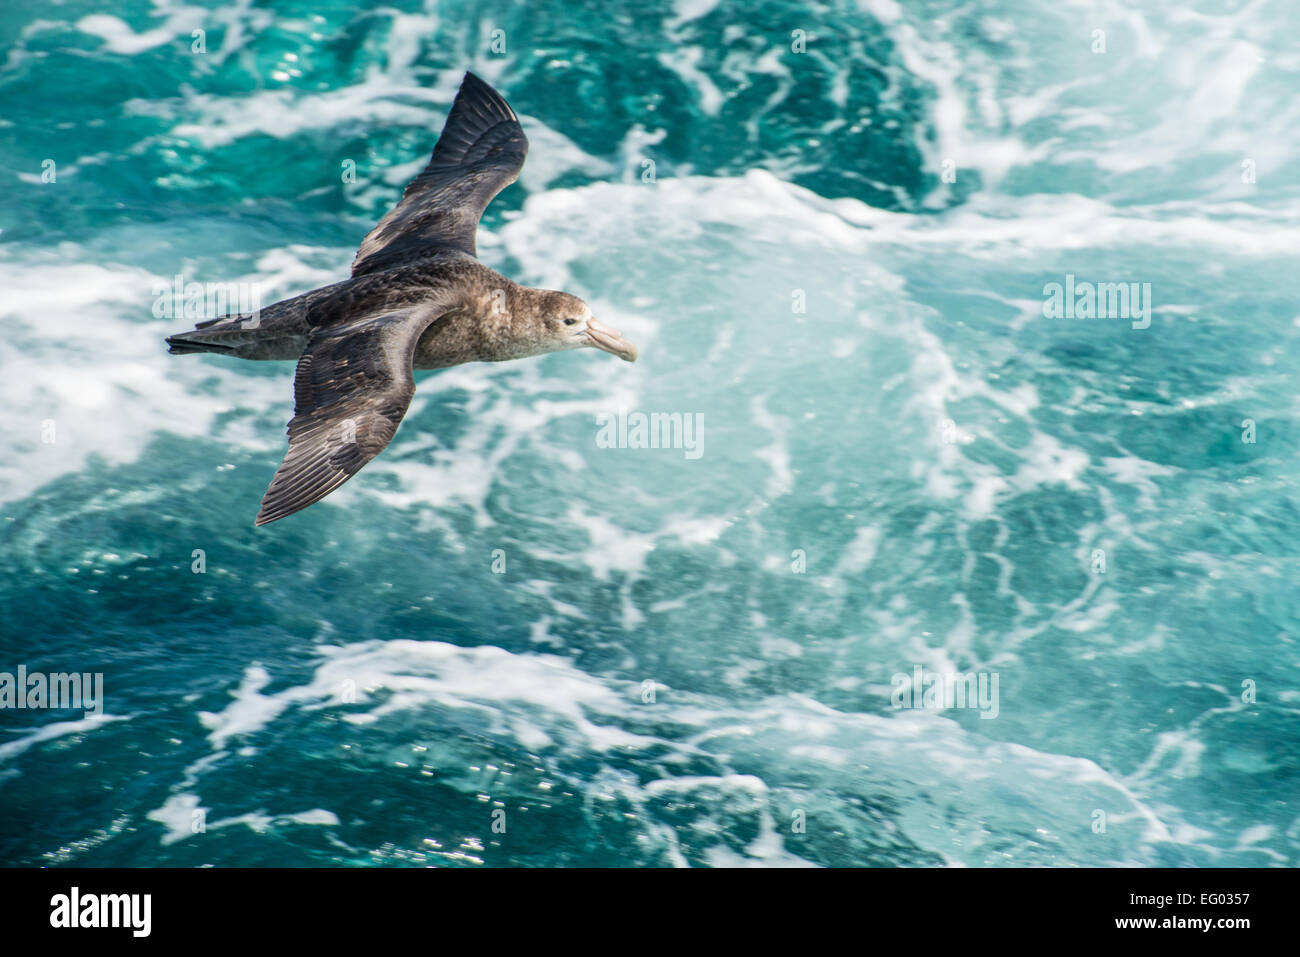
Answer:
254;307;445;526
351;72;528;276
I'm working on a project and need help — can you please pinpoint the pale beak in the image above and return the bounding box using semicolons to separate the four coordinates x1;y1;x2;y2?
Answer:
584;318;637;362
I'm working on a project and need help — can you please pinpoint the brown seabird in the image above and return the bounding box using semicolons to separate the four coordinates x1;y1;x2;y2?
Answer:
166;72;637;526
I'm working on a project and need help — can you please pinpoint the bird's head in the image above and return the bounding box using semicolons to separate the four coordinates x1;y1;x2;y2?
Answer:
529;290;638;362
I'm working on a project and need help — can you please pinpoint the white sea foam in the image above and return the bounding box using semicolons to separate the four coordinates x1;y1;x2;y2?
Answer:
146;791;339;845
160;637;1210;865
0;251;297;508
0;713;126;765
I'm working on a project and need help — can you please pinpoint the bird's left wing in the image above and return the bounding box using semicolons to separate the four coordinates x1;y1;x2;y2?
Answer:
254;306;445;526
351;72;528;276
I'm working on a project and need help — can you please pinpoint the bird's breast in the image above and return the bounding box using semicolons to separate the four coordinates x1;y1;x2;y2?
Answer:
412;304;496;370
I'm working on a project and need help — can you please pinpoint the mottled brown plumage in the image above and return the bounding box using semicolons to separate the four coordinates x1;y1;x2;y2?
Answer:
166;72;637;526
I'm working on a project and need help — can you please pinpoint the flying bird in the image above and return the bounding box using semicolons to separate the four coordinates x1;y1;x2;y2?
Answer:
166;72;637;526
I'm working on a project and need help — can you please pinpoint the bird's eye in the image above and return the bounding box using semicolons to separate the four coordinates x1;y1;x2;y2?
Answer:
563;317;578;326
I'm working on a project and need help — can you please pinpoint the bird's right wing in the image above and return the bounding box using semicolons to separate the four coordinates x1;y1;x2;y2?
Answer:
351;72;528;276
254;306;445;526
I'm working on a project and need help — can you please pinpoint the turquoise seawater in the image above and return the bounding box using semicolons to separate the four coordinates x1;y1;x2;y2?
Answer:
2;0;1298;867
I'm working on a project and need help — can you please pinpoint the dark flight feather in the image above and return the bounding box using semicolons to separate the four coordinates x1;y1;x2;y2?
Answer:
254;307;445;525
350;71;528;276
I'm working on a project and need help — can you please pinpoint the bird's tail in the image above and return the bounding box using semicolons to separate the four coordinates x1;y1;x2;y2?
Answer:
165;316;251;355
165;336;236;355
165;289;322;359
166;281;351;358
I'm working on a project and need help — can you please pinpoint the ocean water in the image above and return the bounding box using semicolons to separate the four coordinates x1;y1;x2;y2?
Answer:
1;0;1298;868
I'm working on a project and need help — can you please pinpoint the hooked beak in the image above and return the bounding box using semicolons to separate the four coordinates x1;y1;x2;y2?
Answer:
584;318;638;362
